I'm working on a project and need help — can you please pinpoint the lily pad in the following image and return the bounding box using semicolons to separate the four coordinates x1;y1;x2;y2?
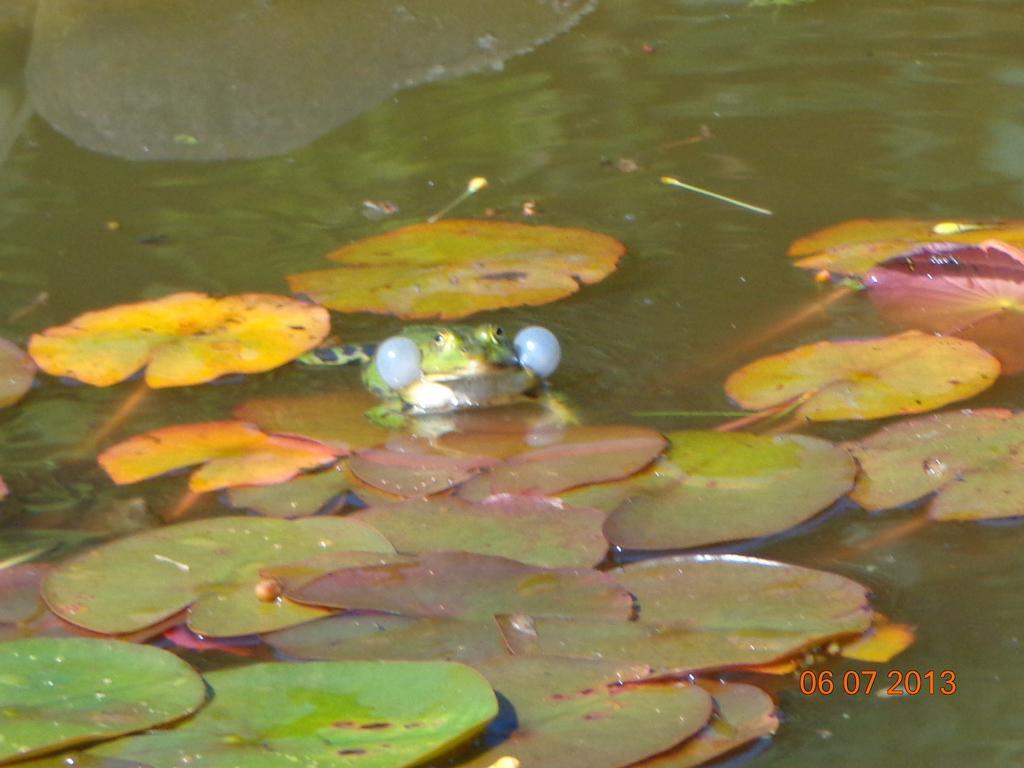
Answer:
642;681;779;768
90;661;498;768
725;331;1000;421
287;220;624;320
234;390;390;452
350;496;609;568
29;292;329;387
0;477;6;503
98;420;342;492
457;426;667;500
43;516;395;636
288;551;634;621
348;448;497;497
603;431;856;550
462;658;714;768
266;613;509;663
499;555;872;672
0;336;35;408
865;241;1024;373
847;408;1024;520
0;637;206;763
789;218;1024;278
225;462;351;517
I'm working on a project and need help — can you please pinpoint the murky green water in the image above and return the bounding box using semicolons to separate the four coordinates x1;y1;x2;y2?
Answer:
3;0;1024;764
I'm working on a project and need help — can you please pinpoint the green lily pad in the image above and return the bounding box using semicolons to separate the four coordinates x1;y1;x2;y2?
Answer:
848;408;1024;520
234;391;390;452
0;637;206;764
44;517;395;637
603;431;856;550
0;337;35;408
287;219;624;320
642;681;779;768
499;555;872;672
288;551;634;621
348;449;497;497
457;426;667;500
90;661;498;768
0;565;81;641
461;658;714;768
789;218;1024;278
225;462;351;517
725;331;1000;421
266;613;508;663
350;496;609;568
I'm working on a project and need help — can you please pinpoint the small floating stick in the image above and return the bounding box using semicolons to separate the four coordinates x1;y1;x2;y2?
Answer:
428;176;488;223
661;175;772;216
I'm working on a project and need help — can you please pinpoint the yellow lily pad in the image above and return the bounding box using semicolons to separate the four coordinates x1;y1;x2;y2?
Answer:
725;331;999;421
789;218;1024;278
98;420;342;492
287;219;624;320
29;292;329;387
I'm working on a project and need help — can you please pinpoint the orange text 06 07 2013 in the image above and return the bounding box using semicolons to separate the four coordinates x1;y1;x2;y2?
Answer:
798;669;957;696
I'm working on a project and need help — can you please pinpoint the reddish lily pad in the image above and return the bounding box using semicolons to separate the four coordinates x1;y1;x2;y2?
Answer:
350;496;609;568
43;516;395;637
603;431;856;550
725;331;1000;421
234;390;390;452
462;658;714;768
287;219;624;320
643;681;779;768
90;661;498;768
789;218;1024;278
0;637;206;764
499;555;872;672
866;241;1024;373
457;426;667;500
0;337;35;408
98;420;342;492
847;408;1024;521
225;462;351;517
348;448;497;497
29;292;329;387
288;551;634;621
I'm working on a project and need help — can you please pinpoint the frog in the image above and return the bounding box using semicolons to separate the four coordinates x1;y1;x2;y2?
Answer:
298;323;562;428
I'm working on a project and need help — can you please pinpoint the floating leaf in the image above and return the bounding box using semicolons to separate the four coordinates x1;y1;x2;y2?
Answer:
348;448;497;497
289;551;633;622
462;658;714;768
839;616;916;662
500;555;872;672
725;331;999;421
789;218;1024;278
0;337;35;408
603;431;856;550
91;661;498;768
98;420;342;492
351;496;609;568
266;613;509;663
865;241;1024;372
44;516;394;636
225;462;351;517
29;292;329;387
0;637;206;763
847;408;1024;521
287;220;624;319
234;390;390;452
642;681;779;768
457;426;667;500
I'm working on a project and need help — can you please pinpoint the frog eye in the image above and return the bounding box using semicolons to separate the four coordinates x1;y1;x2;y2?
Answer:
494;326;504;337
514;326;560;378
374;336;423;389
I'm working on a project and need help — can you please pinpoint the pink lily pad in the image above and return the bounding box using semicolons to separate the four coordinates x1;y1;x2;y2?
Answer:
348;447;498;497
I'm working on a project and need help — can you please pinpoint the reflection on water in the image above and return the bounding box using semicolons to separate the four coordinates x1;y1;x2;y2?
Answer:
26;0;594;160
3;0;1024;765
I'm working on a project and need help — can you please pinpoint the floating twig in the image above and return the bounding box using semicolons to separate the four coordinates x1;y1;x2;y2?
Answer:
428;176;488;223
661;175;772;216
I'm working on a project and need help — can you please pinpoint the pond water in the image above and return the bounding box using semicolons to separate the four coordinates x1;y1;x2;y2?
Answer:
3;0;1024;765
